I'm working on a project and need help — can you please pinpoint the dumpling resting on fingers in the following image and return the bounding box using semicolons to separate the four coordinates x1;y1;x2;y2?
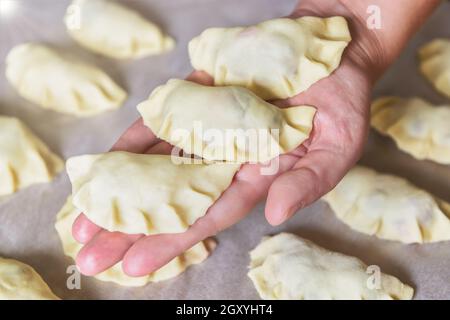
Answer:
189;16;351;100
66;152;240;235
137;79;316;163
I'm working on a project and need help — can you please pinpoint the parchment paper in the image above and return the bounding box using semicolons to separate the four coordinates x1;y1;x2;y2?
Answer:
0;0;449;300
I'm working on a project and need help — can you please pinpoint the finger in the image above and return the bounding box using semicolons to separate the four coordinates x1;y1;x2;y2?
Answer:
145;140;174;155
73;140;175;275
122;155;298;276
75;230;143;276
72;213;102;244
265;148;355;226
186;70;214;86
111;118;159;153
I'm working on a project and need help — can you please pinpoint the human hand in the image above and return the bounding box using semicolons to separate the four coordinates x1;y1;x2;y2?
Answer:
71;0;439;276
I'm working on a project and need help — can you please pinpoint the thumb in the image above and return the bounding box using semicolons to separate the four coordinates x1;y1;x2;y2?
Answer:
265;148;356;225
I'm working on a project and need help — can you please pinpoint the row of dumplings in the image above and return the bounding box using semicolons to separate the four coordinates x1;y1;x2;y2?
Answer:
2;5;449;299
1;11;356;298
1;0;175;196
248;38;450;300
1;0;176;299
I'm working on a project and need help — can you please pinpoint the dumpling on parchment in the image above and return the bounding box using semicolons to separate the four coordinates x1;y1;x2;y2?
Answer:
0;116;63;196
65;0;175;59
189;16;351;100
248;233;413;300
418;38;450;98
5;43;126;117
0;257;59;300
371;96;450;164
323;166;450;244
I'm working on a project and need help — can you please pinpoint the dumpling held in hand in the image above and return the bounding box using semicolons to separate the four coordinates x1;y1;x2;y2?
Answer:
189;16;351;99
137;79;316;163
66;152;240;235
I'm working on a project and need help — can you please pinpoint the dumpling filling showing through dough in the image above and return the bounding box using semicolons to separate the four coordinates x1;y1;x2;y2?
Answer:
189;16;351;100
248;233;414;300
55;197;214;287
5;43;127;117
137;79;316;163
65;0;175;59
0;116;63;196
66;152;240;235
0;257;59;300
323;166;450;243
418;38;450;98
371;96;450;164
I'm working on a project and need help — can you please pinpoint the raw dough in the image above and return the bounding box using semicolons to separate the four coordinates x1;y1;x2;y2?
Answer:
189;16;351;100
55;197;213;287
5;43;127;117
248;233;414;300
0;116;63;196
66;152;240;234
418;38;450;98
0;257;59;300
323;166;450;243
371;97;450;164
137;79;316;163
65;0;175;59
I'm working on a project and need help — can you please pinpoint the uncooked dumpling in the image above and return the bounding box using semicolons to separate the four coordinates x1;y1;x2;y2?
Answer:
248;233;414;300
137;79;316;163
5;43;127;117
371;97;450;164
323;166;450;243
66;152;240;235
55;197;213;287
418;38;450;98
189;16;351;100
65;0;175;59
0;257;59;300
0;116;63;196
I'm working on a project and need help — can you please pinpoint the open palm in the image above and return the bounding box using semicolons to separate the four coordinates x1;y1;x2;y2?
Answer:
71;43;374;276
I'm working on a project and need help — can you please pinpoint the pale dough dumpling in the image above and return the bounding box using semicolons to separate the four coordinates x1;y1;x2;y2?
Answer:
65;0;175;59
5;43;127;117
323;166;450;244
55;197;213;287
371;97;450;164
66;152;240;235
248;233;414;300
189;16;351;100
0;116;63;196
0;257;59;300
418;38;450;98
137;79;316;163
